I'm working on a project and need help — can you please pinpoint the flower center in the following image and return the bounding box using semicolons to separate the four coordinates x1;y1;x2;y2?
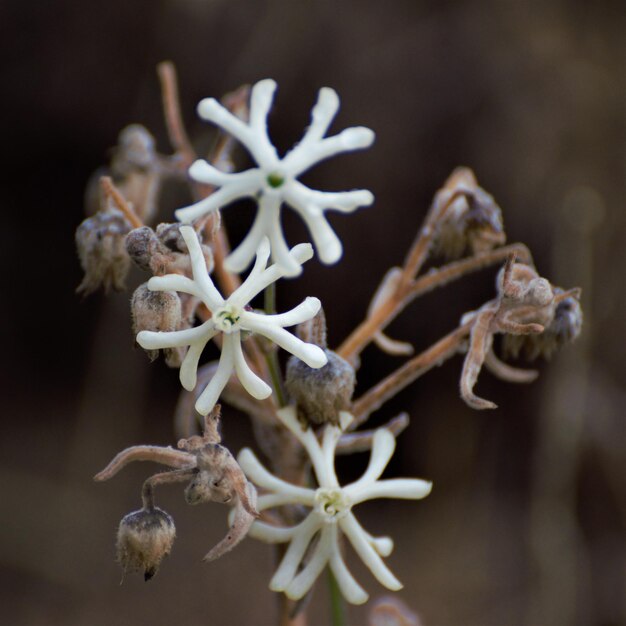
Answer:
314;487;351;523
266;171;285;188
213;305;242;333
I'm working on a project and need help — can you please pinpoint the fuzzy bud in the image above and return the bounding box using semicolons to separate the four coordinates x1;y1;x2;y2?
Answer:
131;282;184;366
75;209;132;295
286;349;356;428
116;507;175;581
502;289;583;361
433;167;506;260
125;226;157;272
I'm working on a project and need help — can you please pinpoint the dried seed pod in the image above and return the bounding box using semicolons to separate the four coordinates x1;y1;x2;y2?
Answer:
131;283;184;366
433;167;506;260
286;349;356;428
502;289;583;361
125;226;158;272
116;506;175;581
75;209;132;295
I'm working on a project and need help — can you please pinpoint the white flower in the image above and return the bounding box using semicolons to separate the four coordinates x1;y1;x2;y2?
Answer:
136;226;327;416
237;406;432;605
175;79;375;276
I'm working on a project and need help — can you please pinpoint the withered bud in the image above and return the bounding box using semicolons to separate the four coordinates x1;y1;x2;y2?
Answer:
116;506;175;581
126;226;157;272
126;223;213;277
502;289;583;361
433;167;506;260
286;350;356;428
131;283;184;366
75;209;132;295
111;125;158;175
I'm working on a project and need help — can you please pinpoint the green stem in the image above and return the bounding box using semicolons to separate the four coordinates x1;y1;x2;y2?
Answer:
264;282;287;407
327;569;347;626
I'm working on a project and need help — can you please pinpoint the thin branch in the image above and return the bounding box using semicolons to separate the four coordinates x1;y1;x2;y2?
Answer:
142;468;196;509
157;61;197;167
100;176;143;228
351;323;472;427
94;445;196;481
336;413;409;454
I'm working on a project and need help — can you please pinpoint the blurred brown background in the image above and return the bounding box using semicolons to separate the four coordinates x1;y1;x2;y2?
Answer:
2;1;624;625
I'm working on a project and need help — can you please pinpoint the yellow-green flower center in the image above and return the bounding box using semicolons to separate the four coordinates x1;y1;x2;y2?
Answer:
314;487;351;522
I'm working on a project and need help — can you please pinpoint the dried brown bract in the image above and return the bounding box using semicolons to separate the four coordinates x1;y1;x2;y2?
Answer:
432;167;506;260
75;208;132;295
286;310;356;428
116;506;175;581
459;254;581;409
502;287;583;361
95;406;258;571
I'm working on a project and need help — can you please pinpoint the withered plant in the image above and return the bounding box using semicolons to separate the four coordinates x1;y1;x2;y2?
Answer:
78;62;582;626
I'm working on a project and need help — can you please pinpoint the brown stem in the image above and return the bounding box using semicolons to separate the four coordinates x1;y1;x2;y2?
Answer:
336;412;410;454
351;322;472;426
141;469;196;509
338;242;530;364
100;176;143;228
157;61;197;167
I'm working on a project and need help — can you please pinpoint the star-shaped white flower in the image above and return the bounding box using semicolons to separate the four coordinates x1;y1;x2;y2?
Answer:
175;79;375;276
237;406;432;605
136;226;327;416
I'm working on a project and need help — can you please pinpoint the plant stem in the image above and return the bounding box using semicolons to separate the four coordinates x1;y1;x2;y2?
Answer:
264;282;287;406
327;569;346;626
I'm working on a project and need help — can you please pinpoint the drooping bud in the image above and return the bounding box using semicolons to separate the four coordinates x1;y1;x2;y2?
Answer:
75;209;132;295
285;310;355;428
502;289;583;360
116;507;175;581
131;282;184;366
125;226;158;272
433;167;506;260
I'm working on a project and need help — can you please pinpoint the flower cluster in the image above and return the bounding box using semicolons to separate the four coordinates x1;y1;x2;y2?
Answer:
238;406;432;604
137;225;327;415
175;79;375;275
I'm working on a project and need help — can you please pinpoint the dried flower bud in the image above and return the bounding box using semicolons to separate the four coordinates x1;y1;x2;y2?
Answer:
433;167;506;260
111;125;158;175
286;349;356;428
75;209;132;295
116;506;175;581
502;289;583;361
126;226;158;272
132;282;185;366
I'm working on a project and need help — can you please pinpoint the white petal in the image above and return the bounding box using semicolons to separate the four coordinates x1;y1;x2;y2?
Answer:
368;535;394;557
340;513;402;591
344;429;395;498
237;447;315;504
287;181;374;214
188;159;237;186
248;520;297;544
231;334;272;399
247;320;327;368
227;237;272;307
136;320;214;350
223;202;271;274
175;181;257;223
328;525;369;605
147;274;201;299
270;514;321;592
351;478;433;505
179;339;206;391
285;525;334;600
242;297;320;330
194;339;235;415
197;97;257;157
179;226;225;309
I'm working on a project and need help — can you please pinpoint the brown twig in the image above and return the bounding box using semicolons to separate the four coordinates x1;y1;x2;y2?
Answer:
350;323;472;427
336;413;410;454
100;176;143;229
157;61;197;167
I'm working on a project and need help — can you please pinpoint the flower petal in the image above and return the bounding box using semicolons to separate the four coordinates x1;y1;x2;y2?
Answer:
231;334;272;399
136;320;213;350
351;478;433;505
340;513;402;591
328;525;369;605
194;337;235;415
344;429;396;498
270;513;321;592
237;447;315;504
242;297;320;330
285;525;334;600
